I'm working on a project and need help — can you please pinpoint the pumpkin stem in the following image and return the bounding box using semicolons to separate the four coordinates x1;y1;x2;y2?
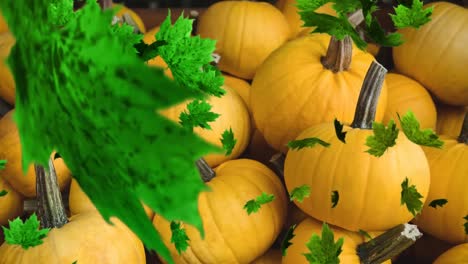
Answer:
189;10;199;35
350;61;387;129
196;158;216;182
35;158;68;228
321;36;353;72
99;0;113;9
458;112;468;144
357;223;422;264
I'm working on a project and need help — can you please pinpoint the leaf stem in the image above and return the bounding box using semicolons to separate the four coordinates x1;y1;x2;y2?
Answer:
35;158;68;229
357;223;422;264
350;61;387;129
195;158;216;182
458;112;468;144
321;36;353;72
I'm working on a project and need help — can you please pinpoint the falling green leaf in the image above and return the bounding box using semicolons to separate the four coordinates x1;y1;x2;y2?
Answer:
331;190;339;208
244;193;275;215
0;160;6;170
290;185;311;203
134;39;167;62
288;138;331;151
391;0;433;29
220;128;236;156
334;118;347;143
401;177;424;216
398;111;443;148
365;120;399;157
170;221;190;254
428;199;448;209
179;99;220;131
303;222;344;264
358;229;373;240
2;213;50;249
0;190;8;197
281;224;297;256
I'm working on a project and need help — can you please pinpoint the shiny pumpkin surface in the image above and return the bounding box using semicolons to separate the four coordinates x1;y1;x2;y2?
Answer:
412;137;468;244
197;1;290;79
284;123;430;231
0;175;23;226
153;159;288;264
393;2;468;106
0;31;15;105
251;33;387;153
436;104;467;139
0;212;146;264
434;243;468;264
383;73;436;129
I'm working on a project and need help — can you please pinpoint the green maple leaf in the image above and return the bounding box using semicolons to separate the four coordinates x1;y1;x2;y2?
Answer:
391;0;433;29
398;110;444;148
401;177;424;217
288;137;331;151
220;128;236;156
365;120;399;157
331;190;339;208
0;1;220;263
428;199;448;209
2;214;50;249
0;160;6;170
290;185;311;203
281;224;297;256
170;221;190;254
303;222;344;264
334;119;347;143
243;192;275;215
179;99;220;131
0;190;7;197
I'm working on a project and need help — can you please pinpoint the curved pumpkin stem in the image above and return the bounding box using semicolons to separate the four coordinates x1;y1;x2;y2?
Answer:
196;158;216;182
458;112;468;144
357;223;422;264
321;36;353;73
35;158;68;228
350;61;387;129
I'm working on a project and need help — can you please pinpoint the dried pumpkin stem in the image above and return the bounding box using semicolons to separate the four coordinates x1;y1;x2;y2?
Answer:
35;158;68;228
350;61;387;129
196;158;216;182
458;112;468;144
321;36;353;72
357;223;423;264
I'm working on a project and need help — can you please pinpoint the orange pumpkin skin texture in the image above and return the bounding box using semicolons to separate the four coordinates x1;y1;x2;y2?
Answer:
0;175;23;226
0;110;72;197
383;73;436;129
251;248;281;264
412;137;468;244
434;243;468;264
160;86;251;167
153;159;288;264
68;179;154;220
0;212;146;264
0;31;15;105
436;104;467;139
283;217;391;264
250;34;387;153
197;1;290;80
284;123;430;231
223;74;251;111
142;27;173;78
393;2;468;106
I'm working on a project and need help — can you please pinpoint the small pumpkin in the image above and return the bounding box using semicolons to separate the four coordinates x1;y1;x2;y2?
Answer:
153;159;288;264
251;248;281;264
434;243;468;264
197;1;290;80
412;113;468;244
436;103;467;139
223;74;250;111
393;2;468;106
250;33;387;153
0;175;23;226
0;110;72;197
0;31;15;105
284;62;429;231
68;178;154;220
383;73;436;129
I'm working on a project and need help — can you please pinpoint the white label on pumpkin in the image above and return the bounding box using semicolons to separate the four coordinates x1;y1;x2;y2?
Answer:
400;223;422;241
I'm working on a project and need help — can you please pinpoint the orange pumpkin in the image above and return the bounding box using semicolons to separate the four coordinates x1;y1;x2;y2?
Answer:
434;243;468;264
250;33;387;153
383;73;436;129
0;110;72;197
0;175;23;226
436;104;467;139
251;248;281;264
0;31;15;105
142;27;173;78
197;1;290;79
393;2;468;106
153;159;288;264
0;10;8;33
223;74;250;111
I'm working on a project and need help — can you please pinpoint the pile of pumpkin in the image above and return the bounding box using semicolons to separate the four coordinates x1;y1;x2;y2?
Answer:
0;0;467;263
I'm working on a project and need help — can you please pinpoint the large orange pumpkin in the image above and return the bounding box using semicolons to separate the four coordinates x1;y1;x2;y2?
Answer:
0;31;15;105
197;1;290;80
393;2;468;106
383;73;436;129
153;159;288;264
250;33;387;153
0;175;23;226
434;243;468;264
436;104;467;139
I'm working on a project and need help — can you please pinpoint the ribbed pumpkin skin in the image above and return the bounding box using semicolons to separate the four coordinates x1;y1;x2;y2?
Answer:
393;2;468;106
0;31;15;105
0;110;71;197
436;104;467;139
250;34;387;153
383;73;436;129
197;1;290;80
153;159;288;264
412;137;468;244
0;175;23;226
284;123;430;231
223;74;251;111
283;217;391;264
160;86;251;167
0;212;146;264
434;243;468;264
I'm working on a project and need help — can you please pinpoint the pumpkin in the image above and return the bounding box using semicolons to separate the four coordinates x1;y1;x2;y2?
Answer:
250;33;387;153
68;178;154;220
0;31;15;105
251;248;281;264
436;103;467;139
197;1;290;80
0;175;23;226
153;159;288;264
412;113;468;244
160;86;251;168
434;243;468;264
114;3;146;33
383;73;436;129
142;27;173;78
223;74;250;111
393;2;468;106
0;110;72;197
283;217;391;264
0;10;8;33
284;62;430;231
